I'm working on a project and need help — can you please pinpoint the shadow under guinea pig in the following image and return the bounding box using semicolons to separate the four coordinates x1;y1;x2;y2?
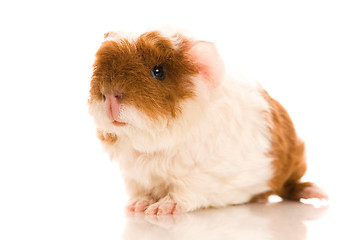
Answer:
121;201;328;240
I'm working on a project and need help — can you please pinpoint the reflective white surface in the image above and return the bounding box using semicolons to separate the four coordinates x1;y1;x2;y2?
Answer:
123;201;328;240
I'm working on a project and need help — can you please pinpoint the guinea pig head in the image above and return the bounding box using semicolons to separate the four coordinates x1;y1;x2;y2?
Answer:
88;31;225;134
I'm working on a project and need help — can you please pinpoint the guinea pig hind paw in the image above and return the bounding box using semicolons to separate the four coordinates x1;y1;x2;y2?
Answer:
299;184;328;200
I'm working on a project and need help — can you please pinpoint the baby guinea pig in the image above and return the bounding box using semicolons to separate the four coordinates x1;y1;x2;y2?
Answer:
88;30;327;215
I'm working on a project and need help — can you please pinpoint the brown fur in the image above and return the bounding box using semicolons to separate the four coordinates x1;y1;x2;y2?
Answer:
97;130;118;144
89;31;198;120
258;91;315;201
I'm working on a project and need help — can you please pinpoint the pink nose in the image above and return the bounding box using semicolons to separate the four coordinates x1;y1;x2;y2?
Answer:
105;93;124;121
113;93;124;101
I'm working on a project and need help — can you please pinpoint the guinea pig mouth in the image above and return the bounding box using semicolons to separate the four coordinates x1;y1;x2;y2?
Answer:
112;120;127;126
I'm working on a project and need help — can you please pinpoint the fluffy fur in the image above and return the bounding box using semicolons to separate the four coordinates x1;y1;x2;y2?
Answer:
88;30;327;215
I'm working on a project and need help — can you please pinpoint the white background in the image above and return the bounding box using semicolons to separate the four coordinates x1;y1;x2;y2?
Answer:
0;0;360;239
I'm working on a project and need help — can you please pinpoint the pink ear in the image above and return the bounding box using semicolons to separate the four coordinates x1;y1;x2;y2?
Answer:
188;41;225;89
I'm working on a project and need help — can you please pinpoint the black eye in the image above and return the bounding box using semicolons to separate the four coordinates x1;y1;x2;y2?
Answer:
151;66;165;80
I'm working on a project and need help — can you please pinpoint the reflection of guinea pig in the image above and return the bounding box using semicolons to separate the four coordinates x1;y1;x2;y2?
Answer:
88;29;327;215
123;202;328;240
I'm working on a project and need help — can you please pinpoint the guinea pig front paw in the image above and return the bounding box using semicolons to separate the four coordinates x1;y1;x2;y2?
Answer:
96;130;117;144
126;197;155;213
144;196;183;215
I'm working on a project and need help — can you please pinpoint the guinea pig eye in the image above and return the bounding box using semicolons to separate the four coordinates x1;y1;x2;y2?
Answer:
151;66;165;80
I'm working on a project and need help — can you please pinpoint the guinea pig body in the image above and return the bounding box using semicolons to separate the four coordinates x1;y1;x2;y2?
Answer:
89;30;327;215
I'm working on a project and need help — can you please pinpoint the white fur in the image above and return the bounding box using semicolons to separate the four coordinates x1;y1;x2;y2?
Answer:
89;72;274;212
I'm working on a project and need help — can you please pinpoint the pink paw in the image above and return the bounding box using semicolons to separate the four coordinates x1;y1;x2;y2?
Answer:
299;185;329;208
299;185;328;200
144;197;183;215
126;198;155;212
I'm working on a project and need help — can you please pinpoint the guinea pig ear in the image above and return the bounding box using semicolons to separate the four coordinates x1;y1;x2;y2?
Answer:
188;41;226;89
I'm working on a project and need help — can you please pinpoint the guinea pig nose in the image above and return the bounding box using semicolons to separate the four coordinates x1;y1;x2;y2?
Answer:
114;93;124;101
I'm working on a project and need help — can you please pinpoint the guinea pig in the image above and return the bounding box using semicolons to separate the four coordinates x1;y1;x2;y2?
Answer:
88;29;327;215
